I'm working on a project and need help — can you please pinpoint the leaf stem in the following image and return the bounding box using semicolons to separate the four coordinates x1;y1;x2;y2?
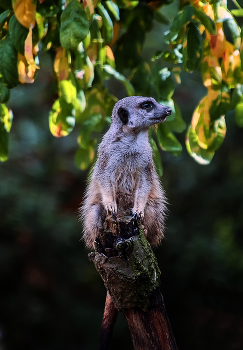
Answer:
232;0;242;9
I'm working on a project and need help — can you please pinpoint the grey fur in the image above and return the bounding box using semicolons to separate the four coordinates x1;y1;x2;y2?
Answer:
80;96;171;249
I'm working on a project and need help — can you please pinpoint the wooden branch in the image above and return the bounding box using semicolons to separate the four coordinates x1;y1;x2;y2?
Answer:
89;215;178;350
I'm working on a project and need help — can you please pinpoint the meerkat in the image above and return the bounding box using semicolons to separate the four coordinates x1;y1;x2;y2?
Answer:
81;96;172;249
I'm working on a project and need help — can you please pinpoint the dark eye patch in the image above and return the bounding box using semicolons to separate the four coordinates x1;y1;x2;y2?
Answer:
140;101;154;112
118;107;129;124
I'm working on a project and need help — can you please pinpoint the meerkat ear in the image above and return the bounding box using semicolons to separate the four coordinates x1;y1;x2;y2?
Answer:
118;107;129;124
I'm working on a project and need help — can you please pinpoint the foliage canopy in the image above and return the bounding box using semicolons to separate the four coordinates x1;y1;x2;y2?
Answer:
0;0;243;172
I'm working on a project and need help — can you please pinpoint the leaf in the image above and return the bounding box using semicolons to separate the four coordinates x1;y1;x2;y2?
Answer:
209;84;230;121
49;99;76;137
12;0;36;28
103;65;135;96
230;84;242;110
0;83;10;103
75;43;94;89
0;104;13;162
0;36;19;88
78;114;102;148
151;65;176;101
231;9;243;17
9;15;29;55
186;22;203;71
59;80;77;104
223;18;241;48
186;126;214;165
170;5;194;34
235;100;243;127
60;0;89;50
193;6;216;34
0;9;10;26
54;47;69;81
75;142;96;170
105;1;120;21
150;137;163;177
158;99;175;122
130;61;151;95
166;100;186;133
97;4;113;44
156;123;182;156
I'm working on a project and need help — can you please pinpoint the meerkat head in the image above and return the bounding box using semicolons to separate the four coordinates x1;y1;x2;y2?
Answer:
111;96;172;133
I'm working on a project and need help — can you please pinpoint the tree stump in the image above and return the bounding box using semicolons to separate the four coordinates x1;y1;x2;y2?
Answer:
89;215;178;350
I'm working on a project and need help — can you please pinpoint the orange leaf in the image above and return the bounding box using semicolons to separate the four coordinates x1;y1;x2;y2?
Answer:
54;48;69;81
12;0;36;28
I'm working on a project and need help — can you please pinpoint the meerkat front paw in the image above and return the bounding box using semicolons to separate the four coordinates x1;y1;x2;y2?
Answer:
103;201;117;215
131;208;144;220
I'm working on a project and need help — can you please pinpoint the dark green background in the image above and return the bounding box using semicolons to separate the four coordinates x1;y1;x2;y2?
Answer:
1;2;243;349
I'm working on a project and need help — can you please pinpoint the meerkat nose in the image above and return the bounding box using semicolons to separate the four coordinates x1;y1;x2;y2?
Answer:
165;107;172;115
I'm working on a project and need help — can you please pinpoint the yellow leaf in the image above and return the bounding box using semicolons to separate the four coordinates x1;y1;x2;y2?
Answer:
54;48;69;81
12;0;36;28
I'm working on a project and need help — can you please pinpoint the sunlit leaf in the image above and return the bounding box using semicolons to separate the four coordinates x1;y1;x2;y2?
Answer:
0;104;13;162
151;65;175;101
157;123;182;156
186;126;214;165
231;9;243;17
60;0;89;50
49;98;75;137
105;1;120;21
230;84;242;110
75;43;94;89
54;47;69;81
97;3;113;44
59;80;77;104
235;99;243;127
12;0;36;28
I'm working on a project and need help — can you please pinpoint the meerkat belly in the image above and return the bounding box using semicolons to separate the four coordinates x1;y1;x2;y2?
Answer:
113;162;140;213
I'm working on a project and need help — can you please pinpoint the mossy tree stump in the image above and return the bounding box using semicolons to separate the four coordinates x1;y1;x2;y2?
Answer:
89;215;178;350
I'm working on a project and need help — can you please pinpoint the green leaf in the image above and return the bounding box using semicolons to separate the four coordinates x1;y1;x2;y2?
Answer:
97;3;113;44
0;36;18;88
209;84;230;121
75;43;94;89
231;9;243;17
151;65;176;101
156;123;182;156
235;100;243;127
103;65;135;96
0;83;10;103
170;5;194;33
0;9;10;26
230;84;242;110
60;0;89;50
115;0;138;9
186;126;214;165
59;80;77;104
0;104;13;162
78;114;102;149
150;137;163;177
186;22;203;71
49;99;76;137
193;6;216;34
223;18;241;48
9;15;29;55
166;100;186;133
105;1;120;21
75;141;96;170
130;61;151;95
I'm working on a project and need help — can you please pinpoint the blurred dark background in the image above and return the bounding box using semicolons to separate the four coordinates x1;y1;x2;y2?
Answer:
1;3;243;350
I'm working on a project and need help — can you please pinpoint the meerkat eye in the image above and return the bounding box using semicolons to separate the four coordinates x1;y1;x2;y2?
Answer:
118;107;129;124
140;101;154;112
